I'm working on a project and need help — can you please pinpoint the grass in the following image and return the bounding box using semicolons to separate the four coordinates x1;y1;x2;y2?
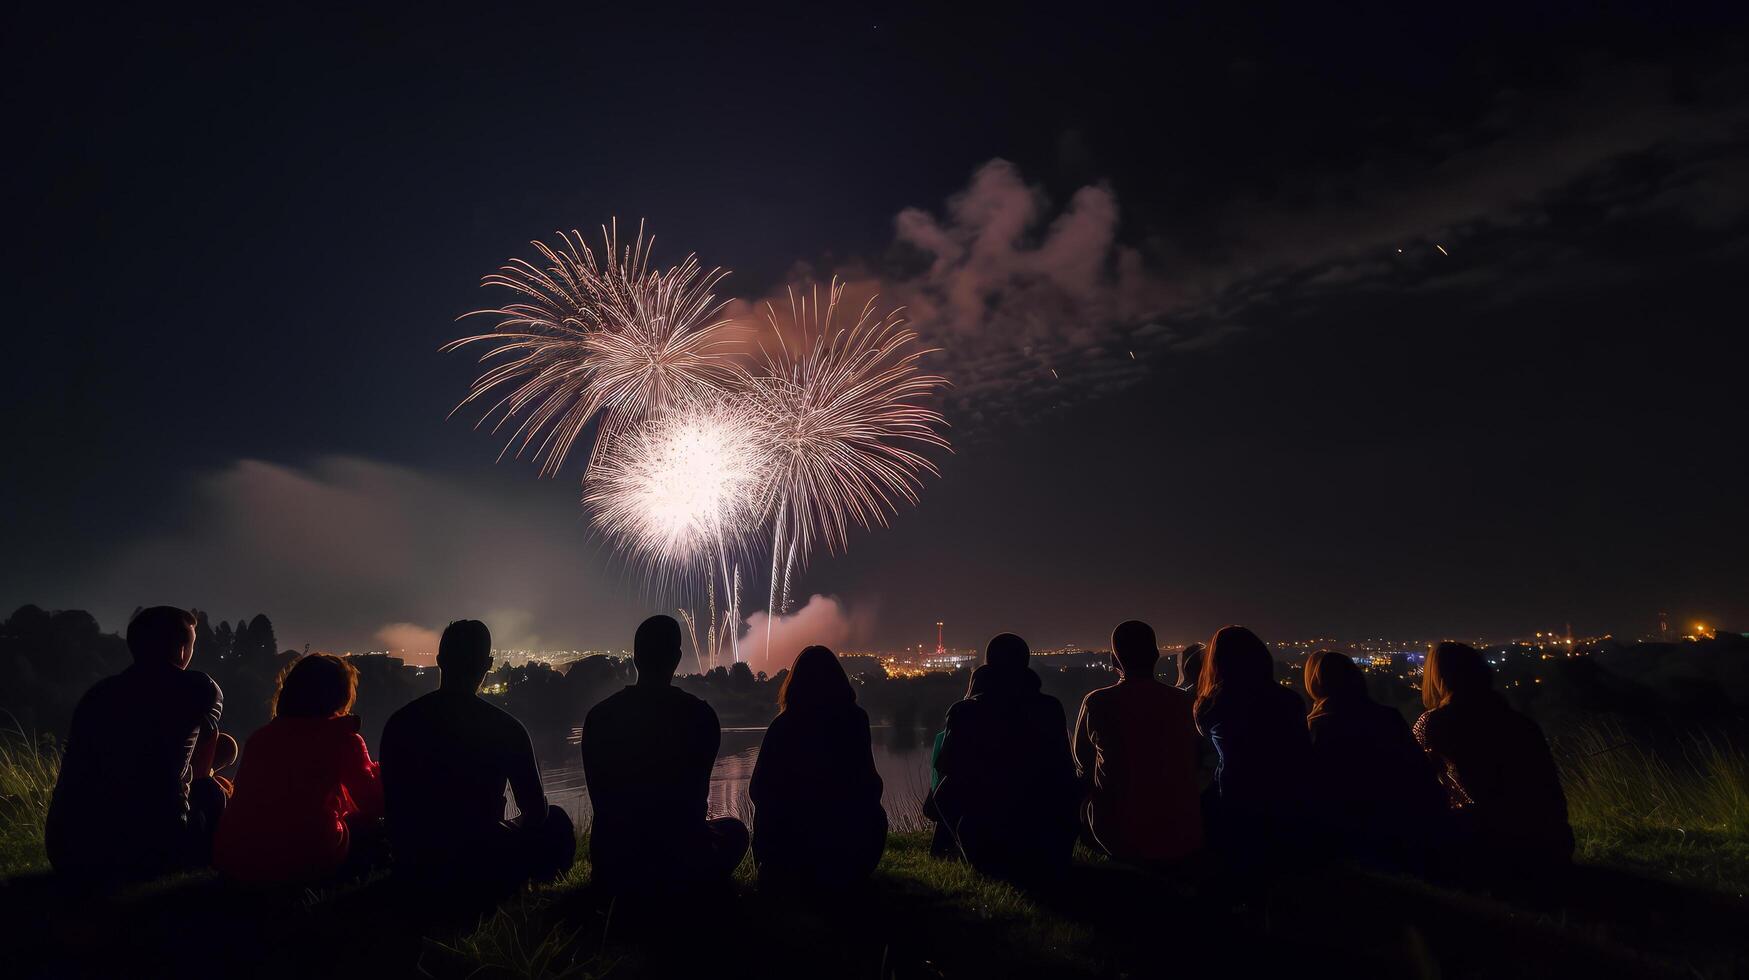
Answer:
1561;726;1749;896
415;834;1102;979
0;728;57;877
4;730;1749;977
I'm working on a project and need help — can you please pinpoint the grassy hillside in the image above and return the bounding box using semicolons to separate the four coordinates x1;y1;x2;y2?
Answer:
2;729;1746;978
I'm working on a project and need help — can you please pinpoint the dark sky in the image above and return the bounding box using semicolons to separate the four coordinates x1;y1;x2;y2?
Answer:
4;4;1746;664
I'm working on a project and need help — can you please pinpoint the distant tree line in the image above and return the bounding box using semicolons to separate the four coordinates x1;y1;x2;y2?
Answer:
5;604;1746;760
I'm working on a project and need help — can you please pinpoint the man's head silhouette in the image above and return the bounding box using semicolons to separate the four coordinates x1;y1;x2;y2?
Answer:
985;632;1030;669
128;606;198;669
634;614;684;685
1111;620;1159;679
437;619;493;691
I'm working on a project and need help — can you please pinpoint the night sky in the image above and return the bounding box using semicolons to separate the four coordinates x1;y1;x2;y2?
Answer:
4;5;1746;663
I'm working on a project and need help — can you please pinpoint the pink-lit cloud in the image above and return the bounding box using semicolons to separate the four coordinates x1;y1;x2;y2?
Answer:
737;594;874;677
374;622;441;665
86;456;636;654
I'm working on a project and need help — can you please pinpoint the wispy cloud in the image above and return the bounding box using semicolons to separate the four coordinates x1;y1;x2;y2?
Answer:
756;57;1747;424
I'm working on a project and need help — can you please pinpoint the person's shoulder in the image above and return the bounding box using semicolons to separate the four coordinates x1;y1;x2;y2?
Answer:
1081;683;1120;708
1414;705;1447;741
1155;681;1194;709
387;689;437;718
1270;683;1306;712
182;668;223;701
242;718;278;747
322;714;364;739
1368;700;1410;728
474;693;531;731
79;670;129;704
679;687;718;721
585;685;636;718
383;690;442;731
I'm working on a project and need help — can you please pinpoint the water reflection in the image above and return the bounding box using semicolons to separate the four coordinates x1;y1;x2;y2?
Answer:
534;725;934;832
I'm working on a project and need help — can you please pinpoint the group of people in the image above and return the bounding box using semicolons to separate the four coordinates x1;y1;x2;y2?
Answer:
923;621;1573;882
46;608;576;895
43;605;1573;902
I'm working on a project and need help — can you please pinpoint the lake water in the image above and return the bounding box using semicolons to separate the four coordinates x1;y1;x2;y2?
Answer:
535;726;936;832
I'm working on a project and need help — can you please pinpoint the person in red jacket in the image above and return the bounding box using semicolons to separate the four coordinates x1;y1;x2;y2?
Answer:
214;653;385;884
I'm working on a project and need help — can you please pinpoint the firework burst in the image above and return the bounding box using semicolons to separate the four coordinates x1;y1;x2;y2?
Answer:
448;227;951;668
583;396;770;582
444;221;740;478
747;280;950;632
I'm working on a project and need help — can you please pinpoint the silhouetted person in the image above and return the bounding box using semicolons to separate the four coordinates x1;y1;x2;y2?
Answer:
923;665;1000;857
1073;621;1203;863
1303;650;1442;868
1415;642;1573;870
1177;643;1205;691
46;606;232;878
749;645;886;890
215;654;386;884
1175;642;1218;792
933;633;1078;881
1193;625;1310;861
380;620;574;895
582;615;748;895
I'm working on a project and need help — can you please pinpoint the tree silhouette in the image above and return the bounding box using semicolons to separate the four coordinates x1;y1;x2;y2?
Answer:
192;611;218;665
244;613;277;662
729;660;755;694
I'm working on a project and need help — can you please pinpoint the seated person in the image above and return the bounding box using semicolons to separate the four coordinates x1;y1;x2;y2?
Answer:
581;615;747;895
1415;641;1573;870
379;620;574;894
1303;650;1442;868
923;665;997;858
1193;625;1311;861
933;633;1078;881
46;606;231;878
749;646;886;890
1072;620;1203;864
214;653;386;884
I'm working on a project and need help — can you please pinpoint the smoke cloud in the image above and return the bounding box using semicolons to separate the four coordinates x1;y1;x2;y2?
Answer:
738;594;872;676
374;622;442;665
84;456;637;654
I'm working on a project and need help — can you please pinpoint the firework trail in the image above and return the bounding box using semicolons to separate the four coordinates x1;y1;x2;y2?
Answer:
444;221;741;478
746;280;951;652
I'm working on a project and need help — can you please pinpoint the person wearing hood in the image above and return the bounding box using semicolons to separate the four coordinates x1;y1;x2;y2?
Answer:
1414;642;1573;870
1303;650;1441;867
1072;621;1202;864
931;633;1078;881
749;645;887;890
1193;625;1310;861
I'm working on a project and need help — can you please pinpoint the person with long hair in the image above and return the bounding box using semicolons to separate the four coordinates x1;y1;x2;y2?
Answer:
1303;650;1441;867
1072;621;1203;864
748;646;886;889
1415;642;1573;869
1193;625;1309;859
214;653;385;883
